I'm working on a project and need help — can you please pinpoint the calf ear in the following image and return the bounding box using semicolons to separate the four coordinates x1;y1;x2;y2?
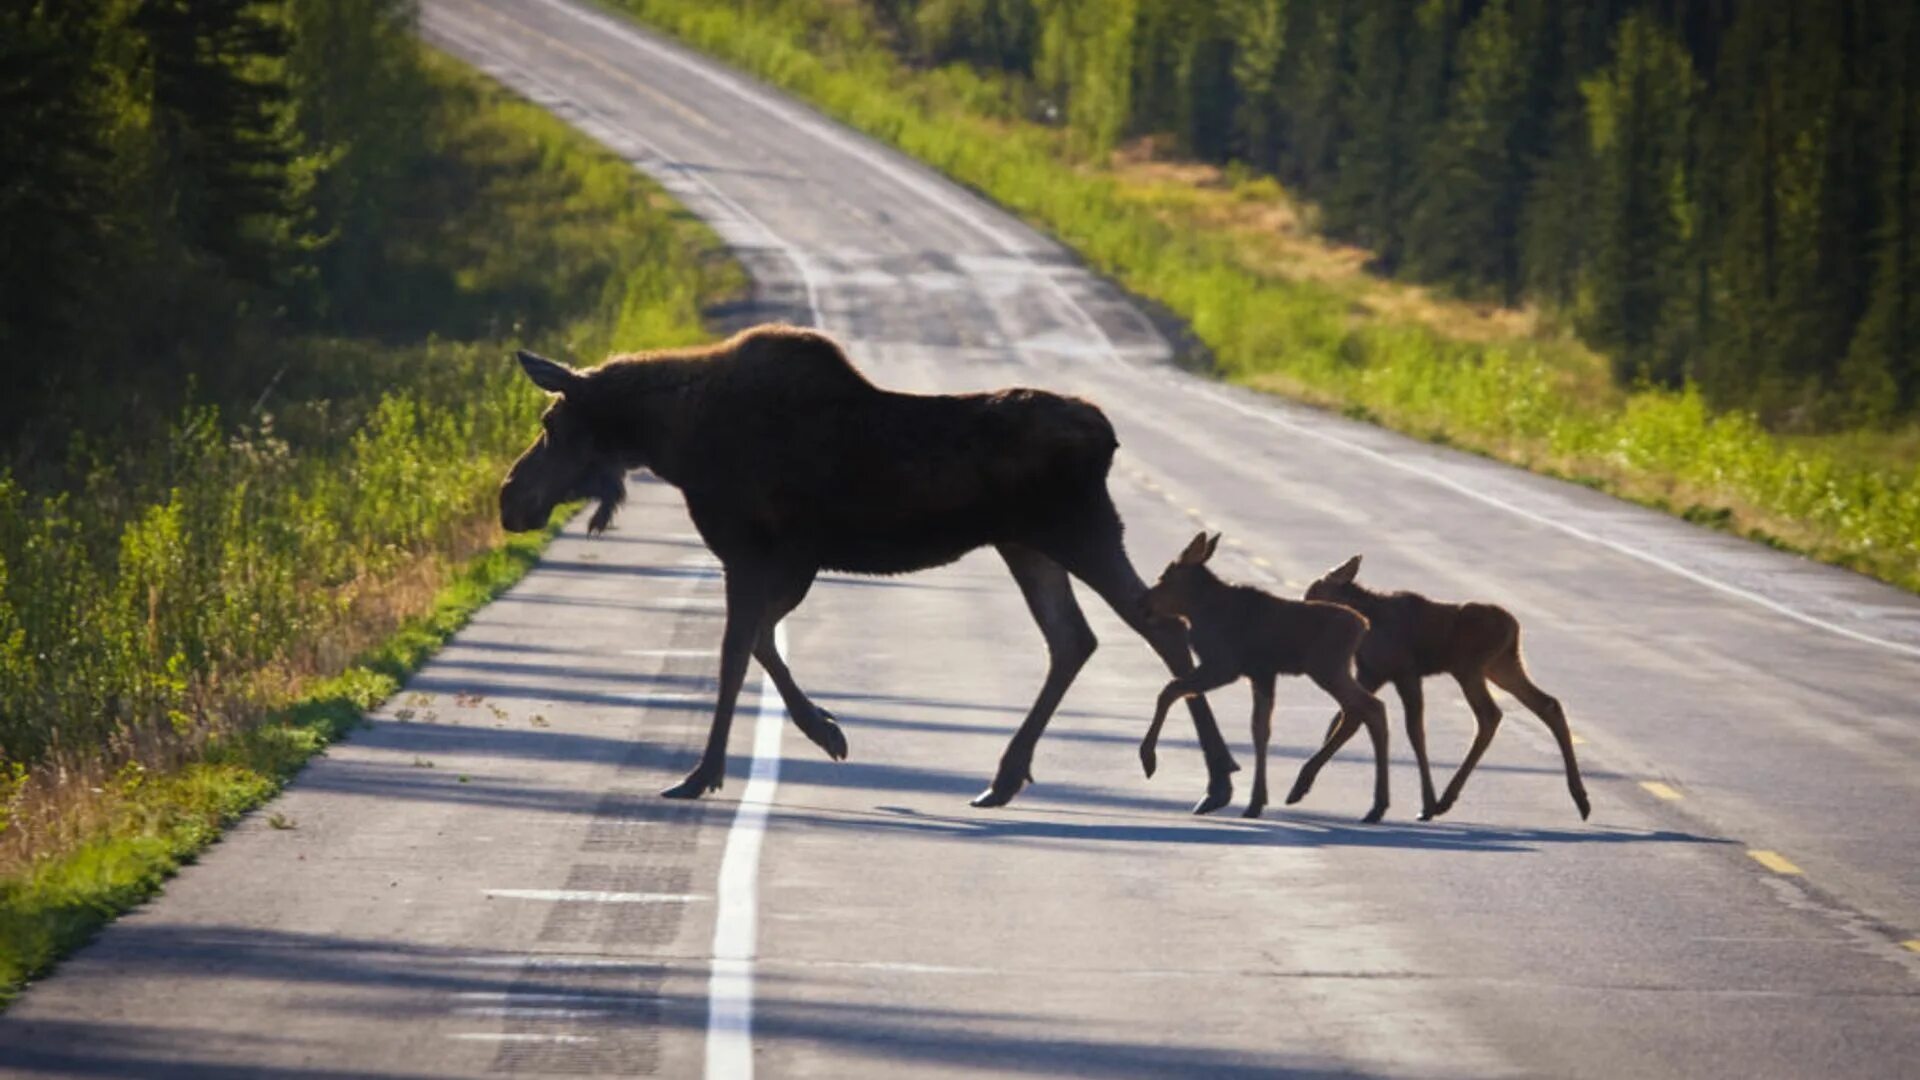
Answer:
517;350;582;395
1177;531;1212;566
1326;554;1362;584
1203;532;1223;562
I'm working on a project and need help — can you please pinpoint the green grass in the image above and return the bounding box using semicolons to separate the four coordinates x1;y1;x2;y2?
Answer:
0;520;560;1005
607;0;1920;594
0;46;740;1004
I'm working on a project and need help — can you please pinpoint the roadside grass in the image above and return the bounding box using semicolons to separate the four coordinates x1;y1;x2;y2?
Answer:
0;49;739;1004
0;521;560;1006
609;0;1920;594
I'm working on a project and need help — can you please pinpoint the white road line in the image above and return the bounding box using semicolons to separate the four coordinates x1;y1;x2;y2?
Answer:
707;623;788;1080
520;0;1920;665
484;889;708;904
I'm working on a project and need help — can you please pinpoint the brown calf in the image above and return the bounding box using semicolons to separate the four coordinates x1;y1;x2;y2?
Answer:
1287;555;1590;821
1138;533;1392;823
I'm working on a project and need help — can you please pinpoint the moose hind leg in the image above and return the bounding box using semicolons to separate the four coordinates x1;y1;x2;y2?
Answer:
972;544;1098;809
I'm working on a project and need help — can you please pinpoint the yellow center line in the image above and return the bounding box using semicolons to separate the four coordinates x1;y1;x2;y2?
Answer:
1639;780;1682;801
1902;940;1920;954
1251;556;1273;569
1569;732;1587;745
1747;850;1803;875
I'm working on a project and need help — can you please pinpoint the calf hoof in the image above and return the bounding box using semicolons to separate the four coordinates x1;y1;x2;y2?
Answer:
1417;801;1439;822
1360;804;1386;825
1574;790;1592;821
1191;774;1233;816
1284;779;1312;806
1431;793;1458;818
1241;801;1266;820
1139;743;1159;779
661;768;722;799
805;708;849;762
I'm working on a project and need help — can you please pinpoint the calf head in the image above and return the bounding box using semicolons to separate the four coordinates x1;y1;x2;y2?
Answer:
1304;554;1364;606
499;351;628;534
1143;531;1223;622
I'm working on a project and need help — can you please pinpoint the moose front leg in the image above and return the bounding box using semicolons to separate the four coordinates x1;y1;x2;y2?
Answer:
755;628;847;762
662;570;768;799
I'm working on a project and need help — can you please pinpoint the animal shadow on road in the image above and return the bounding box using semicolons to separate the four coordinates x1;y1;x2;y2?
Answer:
0;924;1374;1079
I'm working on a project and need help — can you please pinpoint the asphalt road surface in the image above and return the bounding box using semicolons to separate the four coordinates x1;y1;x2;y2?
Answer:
6;2;1919;1076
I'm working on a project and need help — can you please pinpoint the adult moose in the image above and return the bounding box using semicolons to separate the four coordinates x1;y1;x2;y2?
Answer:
498;324;1239;811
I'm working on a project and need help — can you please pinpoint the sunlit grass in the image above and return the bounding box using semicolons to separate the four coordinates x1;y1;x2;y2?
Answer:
0;47;738;1002
609;0;1920;594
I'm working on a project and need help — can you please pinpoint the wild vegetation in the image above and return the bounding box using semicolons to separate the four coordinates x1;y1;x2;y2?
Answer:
610;0;1920;593
0;0;735;999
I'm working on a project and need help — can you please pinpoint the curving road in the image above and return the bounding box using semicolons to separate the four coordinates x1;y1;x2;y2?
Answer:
5;1;1919;1076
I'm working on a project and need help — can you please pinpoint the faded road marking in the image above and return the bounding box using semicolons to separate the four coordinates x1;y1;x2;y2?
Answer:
484;889;708;904
1747;850;1804;875
1639;781;1683;801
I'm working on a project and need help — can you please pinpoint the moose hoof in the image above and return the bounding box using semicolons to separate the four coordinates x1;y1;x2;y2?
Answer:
969;783;1018;809
661;770;721;799
1284;781;1310;806
1241;801;1266;820
1360;805;1387;825
807;709;849;762
1191;775;1233;816
1138;745;1158;779
1574;792;1592;821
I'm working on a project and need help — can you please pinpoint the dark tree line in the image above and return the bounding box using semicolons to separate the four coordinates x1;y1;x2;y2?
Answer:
879;0;1920;426
0;0;427;458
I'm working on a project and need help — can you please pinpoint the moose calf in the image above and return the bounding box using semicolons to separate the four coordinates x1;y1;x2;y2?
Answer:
1286;556;1590;821
1138;533;1391;823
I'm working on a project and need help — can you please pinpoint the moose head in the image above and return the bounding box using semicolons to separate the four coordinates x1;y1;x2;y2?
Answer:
498;350;628;534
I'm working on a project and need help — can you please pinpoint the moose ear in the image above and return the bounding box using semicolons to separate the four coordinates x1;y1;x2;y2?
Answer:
1204;532;1223;562
517;350;582;395
1176;531;1213;566
1327;554;1362;584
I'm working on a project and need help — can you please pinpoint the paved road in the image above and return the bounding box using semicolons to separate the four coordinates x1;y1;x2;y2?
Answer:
7;1;1919;1076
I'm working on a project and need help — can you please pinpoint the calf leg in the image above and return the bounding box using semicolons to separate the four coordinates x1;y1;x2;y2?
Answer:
1245;677;1276;819
1051;513;1238;815
1289;668;1385;806
1303;671;1390;823
972;544;1098;809
1431;673;1503;819
1487;648;1590;820
662;566;771;799
1396;676;1440;821
1141;659;1241;779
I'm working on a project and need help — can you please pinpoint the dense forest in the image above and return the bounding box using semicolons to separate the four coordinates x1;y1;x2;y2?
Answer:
1;0;533;470
869;0;1920;428
0;0;723;785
